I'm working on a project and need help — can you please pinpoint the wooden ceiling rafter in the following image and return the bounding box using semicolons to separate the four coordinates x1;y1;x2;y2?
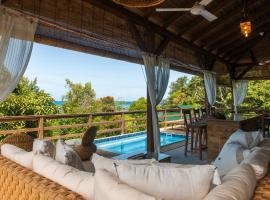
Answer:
85;0;230;66
196;0;270;49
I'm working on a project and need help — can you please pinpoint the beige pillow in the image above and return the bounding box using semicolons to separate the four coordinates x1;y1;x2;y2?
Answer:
1;144;33;169
92;153;156;175
203;164;257;200
33;154;94;200
242;147;270;180
228;129;263;149
94;169;158;200
33;139;55;158
116;163;219;200
55;139;85;171
213;143;251;176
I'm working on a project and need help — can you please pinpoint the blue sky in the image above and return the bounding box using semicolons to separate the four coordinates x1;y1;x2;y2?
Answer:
24;43;191;101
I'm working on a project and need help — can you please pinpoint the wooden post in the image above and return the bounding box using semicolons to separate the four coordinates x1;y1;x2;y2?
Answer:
147;89;154;152
164;110;167;129
203;80;210;115
121;112;125;134
87;114;92;128
38;117;44;139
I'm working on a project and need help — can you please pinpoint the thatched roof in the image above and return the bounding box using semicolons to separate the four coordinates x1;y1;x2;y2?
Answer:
2;0;270;84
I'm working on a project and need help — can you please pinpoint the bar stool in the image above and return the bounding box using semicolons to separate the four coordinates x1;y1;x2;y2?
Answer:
193;109;200;122
183;109;193;156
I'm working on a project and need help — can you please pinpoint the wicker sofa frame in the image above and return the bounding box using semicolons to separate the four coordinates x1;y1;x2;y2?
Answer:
0;155;84;200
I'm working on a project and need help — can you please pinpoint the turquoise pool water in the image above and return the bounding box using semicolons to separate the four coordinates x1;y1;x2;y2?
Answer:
95;132;185;154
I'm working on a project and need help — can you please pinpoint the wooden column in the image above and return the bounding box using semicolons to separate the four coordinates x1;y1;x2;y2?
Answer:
147;89;154;152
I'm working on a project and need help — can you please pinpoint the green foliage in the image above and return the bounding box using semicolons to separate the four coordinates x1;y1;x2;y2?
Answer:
129;97;147;111
62;79;96;114
96;96;116;112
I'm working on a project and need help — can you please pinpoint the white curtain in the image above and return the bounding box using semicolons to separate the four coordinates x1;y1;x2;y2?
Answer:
232;80;248;114
0;7;37;102
143;53;170;155
203;70;216;106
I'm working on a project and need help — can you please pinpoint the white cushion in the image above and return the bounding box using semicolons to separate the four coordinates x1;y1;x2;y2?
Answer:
33;139;55;158
94;170;157;200
33;154;94;200
228;129;263;149
91;153;156;175
213;143;250;176
116;163;218;200
55;139;85;171
203;164;257;200
242;147;270;180
1;144;33;169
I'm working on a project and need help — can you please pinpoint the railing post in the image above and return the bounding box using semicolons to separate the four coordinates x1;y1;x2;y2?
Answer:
38;117;44;139
87;114;92;128
121;112;125;134
164;110;167;129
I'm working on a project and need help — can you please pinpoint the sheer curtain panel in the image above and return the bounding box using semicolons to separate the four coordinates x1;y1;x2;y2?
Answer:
143;53;170;155
0;7;37;102
203;70;216;107
232;80;248;114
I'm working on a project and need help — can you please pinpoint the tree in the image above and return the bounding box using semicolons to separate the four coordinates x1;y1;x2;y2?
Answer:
62;79;97;114
0;77;57;116
96;96;116;112
129;97;147;111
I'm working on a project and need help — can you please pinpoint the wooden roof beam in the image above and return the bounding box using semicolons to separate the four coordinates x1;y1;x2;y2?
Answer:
85;0;230;66
127;21;146;51
154;37;169;56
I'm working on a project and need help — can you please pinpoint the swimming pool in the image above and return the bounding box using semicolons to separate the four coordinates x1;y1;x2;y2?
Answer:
94;132;185;154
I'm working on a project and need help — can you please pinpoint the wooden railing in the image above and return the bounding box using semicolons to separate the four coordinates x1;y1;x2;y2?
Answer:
0;108;186;140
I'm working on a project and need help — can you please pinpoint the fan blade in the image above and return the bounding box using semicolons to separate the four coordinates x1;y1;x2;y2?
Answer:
199;0;214;6
156;8;191;12
200;9;217;21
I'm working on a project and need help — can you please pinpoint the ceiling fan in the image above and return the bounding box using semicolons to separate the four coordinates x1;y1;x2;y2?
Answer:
156;0;218;22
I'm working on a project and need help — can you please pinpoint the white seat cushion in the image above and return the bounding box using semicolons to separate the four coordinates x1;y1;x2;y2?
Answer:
92;153;156;175
116;163;219;200
242;147;270;180
55;139;85;171
33;154;94;200
228;129;263;149
1;144;33;169
94;170;158;200
203;164;257;200
213;143;250;176
33;139;55;158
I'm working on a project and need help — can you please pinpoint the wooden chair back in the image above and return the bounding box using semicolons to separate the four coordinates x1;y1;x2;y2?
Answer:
193;109;200;121
201;108;207;117
182;109;192;127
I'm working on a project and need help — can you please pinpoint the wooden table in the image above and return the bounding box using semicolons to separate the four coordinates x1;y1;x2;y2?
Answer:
113;151;171;163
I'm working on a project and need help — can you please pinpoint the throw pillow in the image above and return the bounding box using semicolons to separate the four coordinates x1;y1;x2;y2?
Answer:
33;139;55;158
55;139;85;171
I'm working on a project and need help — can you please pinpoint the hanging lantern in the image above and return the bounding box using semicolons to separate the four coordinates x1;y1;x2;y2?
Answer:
240;21;252;38
111;0;166;8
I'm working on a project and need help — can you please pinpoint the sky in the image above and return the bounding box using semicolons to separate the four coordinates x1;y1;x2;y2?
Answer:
24;43;191;101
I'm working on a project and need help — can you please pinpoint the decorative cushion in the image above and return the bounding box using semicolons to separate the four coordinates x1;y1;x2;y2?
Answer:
94;169;157;200
1;144;33;169
203;164;257;200
73;144;97;161
55;139;85;171
116;163;219;200
33;154;95;200
82;160;96;173
33;139;55;158
213;143;251;176
228;129;263;149
242;147;270;180
92;153;156;175
82;126;97;146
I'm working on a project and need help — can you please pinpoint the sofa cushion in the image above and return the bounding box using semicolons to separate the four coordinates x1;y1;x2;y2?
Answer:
1;144;33;169
83;160;96;173
92;153;156;175
33;139;55;158
228;129;263;149
242;147;270;180
33;154;94;200
116;163;218;200
213;143;250;176
94;169;157;200
55;139;85;171
203;164;257;200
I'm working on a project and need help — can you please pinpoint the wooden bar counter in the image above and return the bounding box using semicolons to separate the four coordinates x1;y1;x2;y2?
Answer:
207;114;263;162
